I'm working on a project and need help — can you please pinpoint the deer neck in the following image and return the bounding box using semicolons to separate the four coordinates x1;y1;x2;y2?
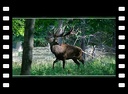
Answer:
50;42;64;54
50;42;58;52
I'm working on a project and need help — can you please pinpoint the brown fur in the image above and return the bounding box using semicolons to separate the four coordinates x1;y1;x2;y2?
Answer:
49;43;84;69
45;29;84;69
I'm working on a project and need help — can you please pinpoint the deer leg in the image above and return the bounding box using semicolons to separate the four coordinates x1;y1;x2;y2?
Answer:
72;59;80;69
62;60;66;69
79;59;85;65
79;56;85;65
53;59;59;69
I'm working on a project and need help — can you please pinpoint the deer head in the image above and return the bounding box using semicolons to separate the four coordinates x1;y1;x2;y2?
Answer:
45;26;75;45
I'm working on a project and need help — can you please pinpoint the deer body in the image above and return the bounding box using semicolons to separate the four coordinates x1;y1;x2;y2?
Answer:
51;43;83;60
46;27;85;69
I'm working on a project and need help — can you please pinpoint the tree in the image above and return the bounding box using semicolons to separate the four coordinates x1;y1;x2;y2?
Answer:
55;20;64;45
80;19;86;62
20;19;35;75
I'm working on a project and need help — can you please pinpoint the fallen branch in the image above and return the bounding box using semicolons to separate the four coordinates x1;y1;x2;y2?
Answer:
82;50;104;62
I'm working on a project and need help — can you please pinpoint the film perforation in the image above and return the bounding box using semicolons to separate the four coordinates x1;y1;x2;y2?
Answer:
118;45;125;49
118;35;125;40
3;45;10;49
3;35;10;40
118;73;125;78
3;16;10;21
118;83;125;88
118;6;125;11
3;83;9;88
3;73;9;78
3;7;10;11
118;64;125;69
118;16;125;21
3;64;10;69
3;54;10;59
2;6;10;88
3;26;10;30
118;6;126;88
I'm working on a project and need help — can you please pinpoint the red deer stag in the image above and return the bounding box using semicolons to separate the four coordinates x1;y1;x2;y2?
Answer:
45;28;85;69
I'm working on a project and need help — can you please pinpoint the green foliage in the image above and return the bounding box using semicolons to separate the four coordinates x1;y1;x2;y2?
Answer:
12;56;115;75
34;38;47;47
86;19;115;34
34;19;57;46
12;18;115;47
12;19;25;42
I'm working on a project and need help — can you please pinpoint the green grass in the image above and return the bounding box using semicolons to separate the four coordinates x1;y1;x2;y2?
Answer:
13;56;116;76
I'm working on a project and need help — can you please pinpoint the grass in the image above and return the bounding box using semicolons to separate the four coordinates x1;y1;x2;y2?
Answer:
12;55;116;76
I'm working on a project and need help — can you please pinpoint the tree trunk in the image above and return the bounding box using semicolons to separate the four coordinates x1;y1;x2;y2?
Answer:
81;36;85;61
57;20;64;45
80;20;86;62
20;19;35;75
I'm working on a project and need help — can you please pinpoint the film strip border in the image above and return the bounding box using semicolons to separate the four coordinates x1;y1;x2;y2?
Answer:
1;6;11;88
0;5;127;89
117;6;127;88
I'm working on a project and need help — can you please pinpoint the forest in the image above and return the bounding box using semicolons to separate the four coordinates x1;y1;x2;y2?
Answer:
12;18;116;76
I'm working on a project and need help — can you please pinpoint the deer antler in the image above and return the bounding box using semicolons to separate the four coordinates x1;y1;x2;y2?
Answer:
63;27;76;37
54;25;67;37
53;25;76;38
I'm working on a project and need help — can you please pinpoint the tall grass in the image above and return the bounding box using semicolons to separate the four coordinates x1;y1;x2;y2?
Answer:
13;56;116;76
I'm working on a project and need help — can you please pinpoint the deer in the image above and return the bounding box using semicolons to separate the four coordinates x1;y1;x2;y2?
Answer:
45;27;85;69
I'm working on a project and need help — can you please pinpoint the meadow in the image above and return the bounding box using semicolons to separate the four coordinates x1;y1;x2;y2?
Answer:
13;55;116;76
